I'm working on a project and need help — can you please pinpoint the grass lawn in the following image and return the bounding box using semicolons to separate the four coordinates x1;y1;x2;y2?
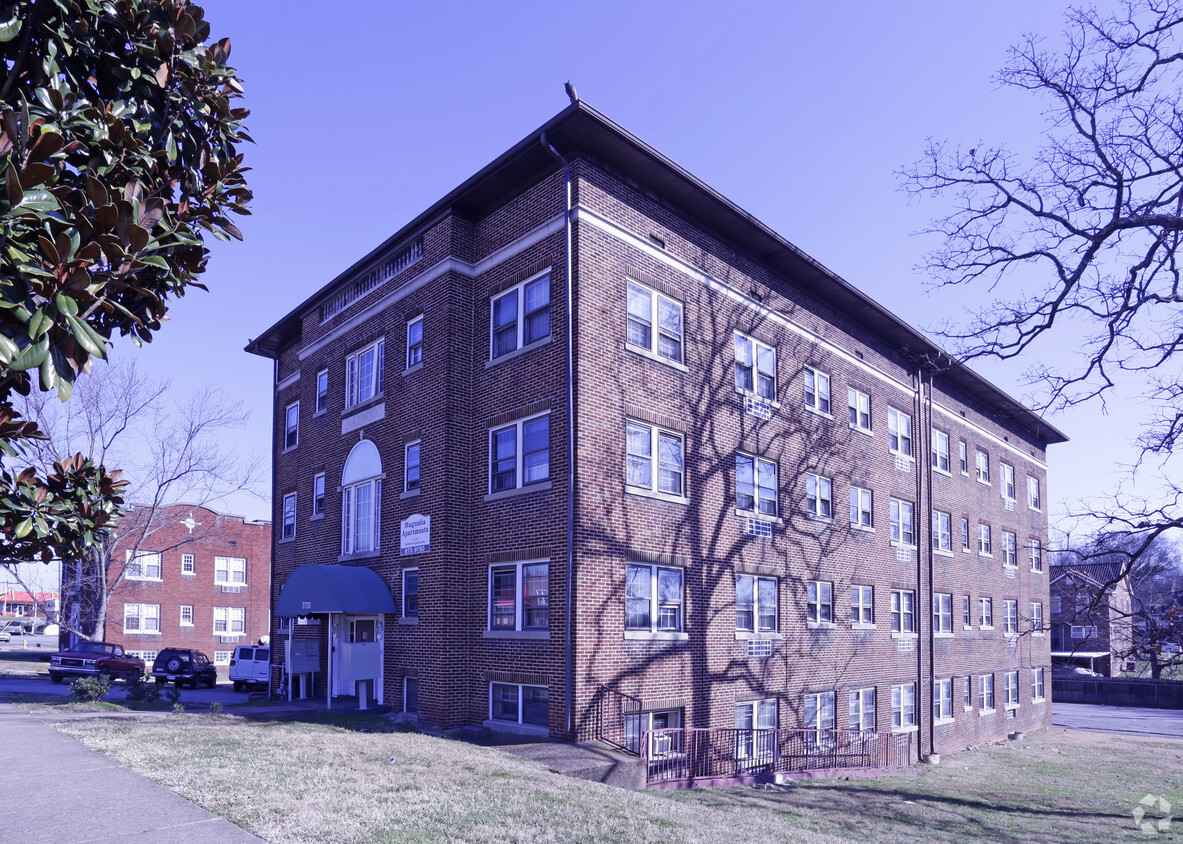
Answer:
28;704;1183;844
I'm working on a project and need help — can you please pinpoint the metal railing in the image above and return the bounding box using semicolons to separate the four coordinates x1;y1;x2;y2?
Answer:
596;685;643;752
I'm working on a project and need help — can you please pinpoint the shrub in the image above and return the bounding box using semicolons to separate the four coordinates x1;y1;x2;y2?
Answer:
69;675;112;702
124;675;162;704
172;701;185;715
210;701;223;716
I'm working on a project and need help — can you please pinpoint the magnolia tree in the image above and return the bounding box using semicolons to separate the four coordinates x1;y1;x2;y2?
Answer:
0;1;249;569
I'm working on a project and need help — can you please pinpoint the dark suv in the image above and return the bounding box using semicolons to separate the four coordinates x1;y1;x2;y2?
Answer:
151;648;218;689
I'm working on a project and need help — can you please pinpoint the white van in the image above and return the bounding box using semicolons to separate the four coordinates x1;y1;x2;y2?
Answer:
228;644;270;691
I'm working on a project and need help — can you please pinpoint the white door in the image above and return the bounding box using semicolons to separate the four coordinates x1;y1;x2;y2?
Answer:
333;615;382;701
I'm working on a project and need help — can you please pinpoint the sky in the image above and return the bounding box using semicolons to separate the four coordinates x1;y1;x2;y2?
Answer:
90;0;1153;539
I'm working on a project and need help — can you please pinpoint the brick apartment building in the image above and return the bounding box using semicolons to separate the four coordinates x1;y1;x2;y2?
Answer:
1049;562;1133;676
64;504;271;675
247;101;1066;764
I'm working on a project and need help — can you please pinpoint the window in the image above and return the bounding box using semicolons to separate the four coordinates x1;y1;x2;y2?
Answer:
849;687;876;730
490;414;549;492
312;472;325;517
490;682;548;727
284;401;299;450
125;551;161;580
891;683;916;729
123;603;160;633
961;518;970;552
848;388;871;432
402;568;418;618
315;369;328;414
282;493;296;540
977;523;992;555
958;440;968;474
979;597;994;628
489;561;549;631
851;585;874;625
807;581;833;625
214;651;231;666
962;595;972;627
1002;531;1017;567
1003;600;1019;635
736;454;778;517
404;441;421;493
345;338;384;408
736;575;778;633
1000;462;1016;500
1071;625;1099;639
934;678;953;721
406;315;423;368
213;606;245;635
931;429;950;472
627;421;684;498
803;366;831;414
404;677;418;713
626;280;682;364
932;510;952;552
734;332;776;399
492;274;550;358
963;676;973;709
849;486;873;528
1030;601;1044;633
979;674;995;711
933;593;953;633
887;408;912;457
625;564;683;633
1004;671;1019;707
624;709;683;756
1027;476;1041;510
1029;539;1043;572
889;498;915;545
1051;596;1062;613
891;589;915;634
214;556;246;586
975;449;990;483
341;440;381;556
179;605;193;627
804;473;832;519
804;691;836;735
1031;668;1045;701
735;699;777;760
181;553;195;575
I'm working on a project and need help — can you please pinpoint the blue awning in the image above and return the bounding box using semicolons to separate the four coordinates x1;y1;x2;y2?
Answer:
275;563;397;617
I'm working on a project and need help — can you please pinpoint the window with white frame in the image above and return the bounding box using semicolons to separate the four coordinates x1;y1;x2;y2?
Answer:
125;550;162;580
734;332;776;400
851;585;874;625
961;518;970;552
889;498;915;545
962;595;972;627
490;682;548;727
931;429;950;472
804;473;832;519
1029;538;1043;572
1002;531;1017;567
975;449;990;483
934;678;953;721
803;366;831;414
345;338;384;408
807;581;833;625
804;691;836;736
404;441;421;493
891;589;915;634
735;699;777;760
979;597;993;628
1027;476;1041;510
979;674;995;711
736;575;777;633
214;556;246;586
489;561;549;631
180;605;194;626
341;439;381;556
315;369;328;414
402;568;418;618
963;676;973;709
958;440;968;474
1000;462;1016;500
490;414;549;492
1030;601;1043;633
281;492;296;540
284;401;299;451
181;553;195;575
850;486;873;528
625;564;683;633
891;683;916;729
932;510;952;552
1071;624;1099;638
887;408;912;457
213;606;245;635
736;453;778;517
312;472;325;517
213;650;232;666
492;274;550;358
1003;599;1018;635
848;387;871;432
849;687;876;731
977;523;992;555
623;709;683;756
1031;668;1045;701
406;315;424;368
123;603;160;633
933;593;953;633
627;421;684;498
626;279;682;364
1004;671;1020;707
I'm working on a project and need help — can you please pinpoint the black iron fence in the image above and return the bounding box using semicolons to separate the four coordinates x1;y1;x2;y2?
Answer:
1053;676;1183;709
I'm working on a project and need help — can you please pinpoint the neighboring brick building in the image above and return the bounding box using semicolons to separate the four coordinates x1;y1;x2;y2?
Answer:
247;102;1066;764
1049;562;1133;676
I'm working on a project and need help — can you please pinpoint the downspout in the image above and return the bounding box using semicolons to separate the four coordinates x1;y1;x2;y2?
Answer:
541;131;576;738
924;369;937;761
913;367;926;763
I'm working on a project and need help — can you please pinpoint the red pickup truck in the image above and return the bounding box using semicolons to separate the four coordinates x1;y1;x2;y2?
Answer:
48;641;145;684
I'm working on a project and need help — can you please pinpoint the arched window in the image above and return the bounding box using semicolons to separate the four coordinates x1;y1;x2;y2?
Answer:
342;439;382;555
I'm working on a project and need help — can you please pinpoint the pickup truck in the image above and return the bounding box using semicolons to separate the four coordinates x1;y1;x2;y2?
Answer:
48;641;145;684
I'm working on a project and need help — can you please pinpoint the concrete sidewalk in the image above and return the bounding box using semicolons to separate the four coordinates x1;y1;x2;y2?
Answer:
0;702;261;843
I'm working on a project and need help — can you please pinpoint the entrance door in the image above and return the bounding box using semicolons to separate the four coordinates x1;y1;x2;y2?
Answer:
332;615;383;701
